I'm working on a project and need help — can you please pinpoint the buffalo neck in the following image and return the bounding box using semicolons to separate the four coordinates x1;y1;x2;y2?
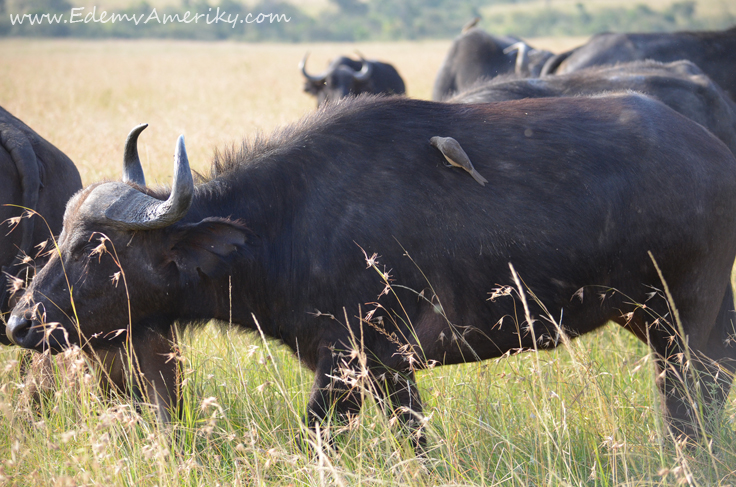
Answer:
172;147;313;340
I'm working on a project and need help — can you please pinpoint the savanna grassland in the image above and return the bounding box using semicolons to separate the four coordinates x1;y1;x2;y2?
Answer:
0;38;735;487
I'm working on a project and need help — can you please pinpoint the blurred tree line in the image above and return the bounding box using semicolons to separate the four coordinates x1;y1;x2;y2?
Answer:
0;0;733;40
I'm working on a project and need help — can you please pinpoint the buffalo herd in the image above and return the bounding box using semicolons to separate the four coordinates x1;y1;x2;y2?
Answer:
4;24;736;452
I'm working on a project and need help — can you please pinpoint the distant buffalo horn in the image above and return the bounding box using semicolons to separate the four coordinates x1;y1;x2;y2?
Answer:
106;135;194;230
353;57;373;81
123;123;148;186
504;42;530;76
300;52;329;82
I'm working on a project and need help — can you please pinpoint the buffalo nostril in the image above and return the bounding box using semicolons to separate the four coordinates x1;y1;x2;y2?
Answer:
7;315;33;347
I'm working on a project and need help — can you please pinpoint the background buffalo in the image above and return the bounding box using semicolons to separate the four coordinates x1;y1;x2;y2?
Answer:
0;106;82;335
432;27;554;100
541;26;736;101
451;60;736;155
300;53;406;106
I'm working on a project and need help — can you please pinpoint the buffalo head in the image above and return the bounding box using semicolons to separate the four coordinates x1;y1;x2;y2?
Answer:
5;125;205;352
7;125;194;351
300;54;374;107
6;125;249;421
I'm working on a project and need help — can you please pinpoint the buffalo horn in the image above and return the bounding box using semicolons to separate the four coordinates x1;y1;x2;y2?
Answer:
299;52;329;82
352;56;373;81
123;123;148;186
106;135;193;230
503;42;529;76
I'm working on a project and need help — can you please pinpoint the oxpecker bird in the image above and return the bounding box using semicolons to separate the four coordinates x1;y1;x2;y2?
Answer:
430;136;488;186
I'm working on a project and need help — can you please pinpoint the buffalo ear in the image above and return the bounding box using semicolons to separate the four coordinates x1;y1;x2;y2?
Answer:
167;217;250;281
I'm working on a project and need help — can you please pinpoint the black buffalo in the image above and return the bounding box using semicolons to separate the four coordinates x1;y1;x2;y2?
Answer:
432;27;554;101
541;26;736;101
7;95;736;448
0;106;82;342
300;54;405;107
451;60;736;155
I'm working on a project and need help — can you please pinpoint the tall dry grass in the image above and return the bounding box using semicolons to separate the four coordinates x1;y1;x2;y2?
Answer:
1;269;734;486
0;38;734;486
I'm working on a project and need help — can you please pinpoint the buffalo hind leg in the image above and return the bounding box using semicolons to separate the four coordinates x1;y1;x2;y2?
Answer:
374;369;426;453
619;305;709;441
693;285;736;432
645;286;736;442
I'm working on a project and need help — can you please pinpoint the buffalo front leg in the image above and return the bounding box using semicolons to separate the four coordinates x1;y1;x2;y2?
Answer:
654;349;698;440
131;326;180;423
375;369;426;452
304;346;365;449
89;328;179;423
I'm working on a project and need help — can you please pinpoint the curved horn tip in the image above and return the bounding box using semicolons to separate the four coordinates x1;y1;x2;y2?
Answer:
301;52;328;82
353;59;373;81
503;42;523;55
170;134;194;219
126;123;149;142
123;123;149;186
298;52;310;69
174;135;192;181
176;135;186;157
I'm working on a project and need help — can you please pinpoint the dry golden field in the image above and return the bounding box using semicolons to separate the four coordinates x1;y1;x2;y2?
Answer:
0;37;584;186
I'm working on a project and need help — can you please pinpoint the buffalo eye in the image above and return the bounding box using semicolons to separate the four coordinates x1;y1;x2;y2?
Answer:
69;239;99;262
72;245;88;262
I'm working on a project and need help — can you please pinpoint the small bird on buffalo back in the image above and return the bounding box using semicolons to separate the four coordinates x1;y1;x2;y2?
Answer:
461;17;481;33
430;136;488;186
